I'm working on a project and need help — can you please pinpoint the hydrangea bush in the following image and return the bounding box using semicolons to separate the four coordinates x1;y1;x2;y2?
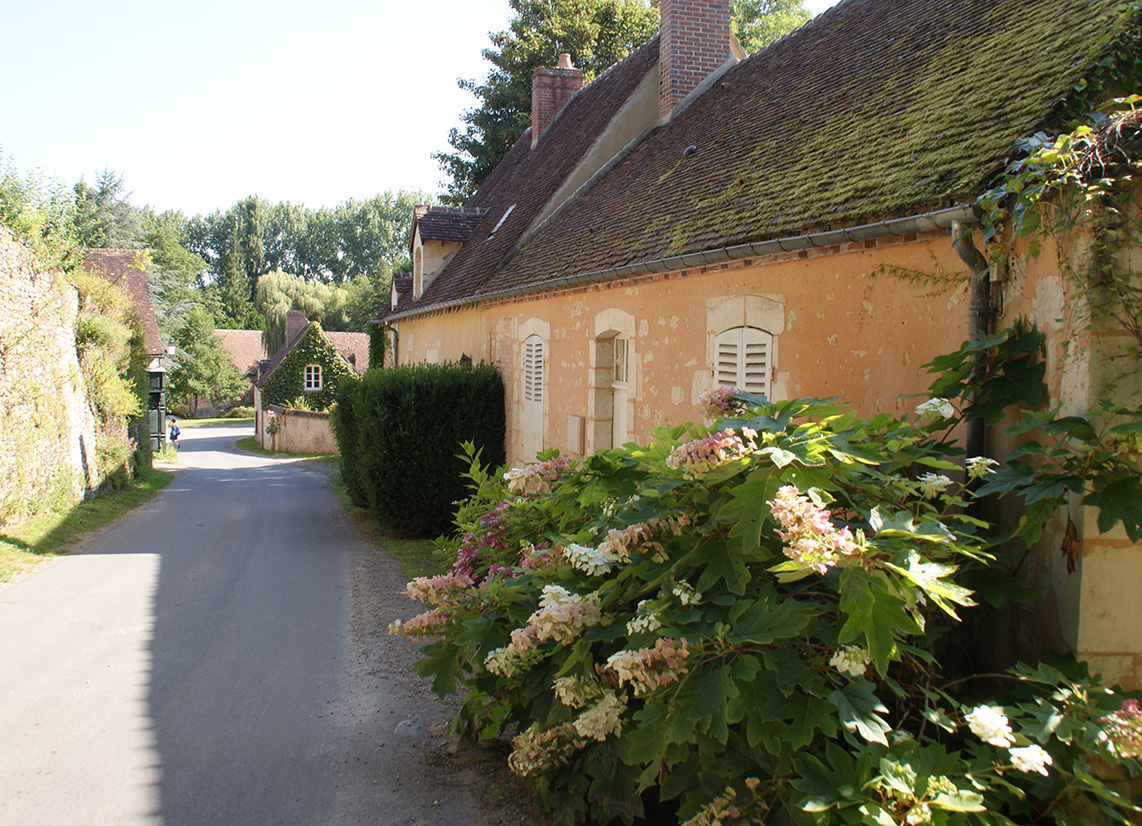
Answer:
392;329;1142;825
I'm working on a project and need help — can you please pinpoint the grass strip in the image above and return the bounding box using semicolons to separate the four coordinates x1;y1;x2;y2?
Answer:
0;467;173;584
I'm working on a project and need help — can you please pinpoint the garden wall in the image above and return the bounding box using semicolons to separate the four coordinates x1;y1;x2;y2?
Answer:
259;405;336;454
0;225;97;526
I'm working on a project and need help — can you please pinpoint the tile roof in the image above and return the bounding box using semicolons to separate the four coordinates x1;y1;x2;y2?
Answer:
392;34;662;315
214;329;266;377
391;0;1137;317
413;206;488;246
82;249;165;356
327;331;370;374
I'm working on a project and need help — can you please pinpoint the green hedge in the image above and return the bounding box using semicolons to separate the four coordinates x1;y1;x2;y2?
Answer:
330;378;367;508
334;362;505;536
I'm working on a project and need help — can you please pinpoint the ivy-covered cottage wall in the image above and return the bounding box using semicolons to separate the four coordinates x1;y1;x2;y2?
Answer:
255;323;360;453
0;225;97;526
259;324;357;411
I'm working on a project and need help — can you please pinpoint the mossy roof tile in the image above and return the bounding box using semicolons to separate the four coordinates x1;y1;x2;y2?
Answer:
399;0;1135;314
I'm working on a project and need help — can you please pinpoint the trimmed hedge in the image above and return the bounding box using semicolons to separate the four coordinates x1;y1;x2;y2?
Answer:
330;378;367;508
334;362;505;536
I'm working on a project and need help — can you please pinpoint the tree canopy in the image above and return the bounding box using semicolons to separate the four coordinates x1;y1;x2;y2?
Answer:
435;0;810;204
168;306;248;417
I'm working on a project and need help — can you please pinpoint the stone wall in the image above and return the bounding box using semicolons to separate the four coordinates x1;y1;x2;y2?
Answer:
0;225;96;526
259;404;337;455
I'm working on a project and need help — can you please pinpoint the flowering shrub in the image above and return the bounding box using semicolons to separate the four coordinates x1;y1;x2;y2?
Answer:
391;329;1142;825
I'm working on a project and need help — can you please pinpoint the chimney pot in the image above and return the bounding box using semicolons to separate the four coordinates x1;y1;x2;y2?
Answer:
557;52;573;69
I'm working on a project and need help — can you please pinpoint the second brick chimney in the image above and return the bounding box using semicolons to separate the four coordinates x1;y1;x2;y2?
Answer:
659;0;732;119
285;309;309;345
531;53;585;148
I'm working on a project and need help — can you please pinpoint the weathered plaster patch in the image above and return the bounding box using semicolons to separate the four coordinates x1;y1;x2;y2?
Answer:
671;385;685;405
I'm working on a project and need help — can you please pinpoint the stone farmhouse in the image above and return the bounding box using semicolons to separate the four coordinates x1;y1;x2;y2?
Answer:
377;0;1142;686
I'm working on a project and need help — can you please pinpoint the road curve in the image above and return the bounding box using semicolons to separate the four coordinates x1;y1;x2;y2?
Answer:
0;424;479;826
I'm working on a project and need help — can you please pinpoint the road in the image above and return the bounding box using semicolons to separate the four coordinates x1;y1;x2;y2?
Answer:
0;424;489;826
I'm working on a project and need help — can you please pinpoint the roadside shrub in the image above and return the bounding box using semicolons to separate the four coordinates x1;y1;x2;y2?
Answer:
337;362;505;536
331;378;367;509
225;405;255;419
392;330;1142;826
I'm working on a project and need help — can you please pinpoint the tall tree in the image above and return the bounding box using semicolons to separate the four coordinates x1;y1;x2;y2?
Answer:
730;0;810;53
434;0;810;204
255;269;349;355
435;0;658;205
74;169;144;248
168;306;248;418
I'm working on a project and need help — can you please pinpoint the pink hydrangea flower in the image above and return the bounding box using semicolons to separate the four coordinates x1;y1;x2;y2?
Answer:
768;485;859;574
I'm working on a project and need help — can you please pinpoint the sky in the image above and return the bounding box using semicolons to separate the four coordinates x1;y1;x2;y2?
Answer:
1;0;838;217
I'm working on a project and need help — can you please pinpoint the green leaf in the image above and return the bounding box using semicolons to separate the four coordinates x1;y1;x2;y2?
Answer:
932;790;986;812
828;680;892;746
1084;476;1142;542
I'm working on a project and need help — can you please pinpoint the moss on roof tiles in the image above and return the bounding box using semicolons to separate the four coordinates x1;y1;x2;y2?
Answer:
410;0;1139;311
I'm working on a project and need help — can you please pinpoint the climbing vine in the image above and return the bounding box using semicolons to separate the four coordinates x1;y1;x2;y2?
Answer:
977;97;1142;358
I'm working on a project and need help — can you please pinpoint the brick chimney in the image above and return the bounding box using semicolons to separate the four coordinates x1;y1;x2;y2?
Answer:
531;53;584;148
659;0;732;119
285;309;309;344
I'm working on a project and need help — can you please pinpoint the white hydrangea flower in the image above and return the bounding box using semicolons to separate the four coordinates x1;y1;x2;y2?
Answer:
572;691;626;741
829;645;871;677
671;581;702;606
966;705;1015;748
966;456;999;479
564;542;616;576
552;675;604;709
915;398;955;419
917;473;953;499
1010;744;1053;775
905;803;932;826
626;600;663;634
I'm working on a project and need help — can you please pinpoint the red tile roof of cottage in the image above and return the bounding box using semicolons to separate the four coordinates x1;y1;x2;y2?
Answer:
82;249;165;357
326;332;370;374
214;329;266;377
387;0;1137;319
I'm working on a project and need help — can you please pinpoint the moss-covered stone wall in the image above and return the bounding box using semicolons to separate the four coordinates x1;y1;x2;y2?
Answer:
0;225;97;527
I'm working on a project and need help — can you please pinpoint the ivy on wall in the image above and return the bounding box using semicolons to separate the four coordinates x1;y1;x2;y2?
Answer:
260;322;358;411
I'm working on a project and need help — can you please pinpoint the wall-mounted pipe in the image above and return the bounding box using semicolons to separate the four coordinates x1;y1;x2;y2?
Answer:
951;219;992;464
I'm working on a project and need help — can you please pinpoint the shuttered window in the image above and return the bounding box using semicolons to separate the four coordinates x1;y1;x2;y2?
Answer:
714;327;772;397
523;335;544;402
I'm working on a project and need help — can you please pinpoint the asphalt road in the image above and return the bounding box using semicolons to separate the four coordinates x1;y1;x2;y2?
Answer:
0;424;484;826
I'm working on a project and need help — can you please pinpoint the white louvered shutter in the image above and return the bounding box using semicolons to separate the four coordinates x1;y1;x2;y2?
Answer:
714;327;772;398
523;336;544;402
522;335;545;458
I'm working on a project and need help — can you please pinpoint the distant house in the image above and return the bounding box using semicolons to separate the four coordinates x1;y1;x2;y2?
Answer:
376;0;1142;686
252;310;369;452
200;329;266;414
82;249;171;450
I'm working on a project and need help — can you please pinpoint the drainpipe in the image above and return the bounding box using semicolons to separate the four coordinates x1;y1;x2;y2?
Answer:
951;220;992;463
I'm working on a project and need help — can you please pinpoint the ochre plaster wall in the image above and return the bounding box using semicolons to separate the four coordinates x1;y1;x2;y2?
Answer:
989;228;1142;689
399;232;972;465
395;310;485;366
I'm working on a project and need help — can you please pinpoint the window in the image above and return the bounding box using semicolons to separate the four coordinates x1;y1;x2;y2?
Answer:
522;334;545;459
612;338;628;384
714;326;772;397
523;336;544;403
304;364;322;392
